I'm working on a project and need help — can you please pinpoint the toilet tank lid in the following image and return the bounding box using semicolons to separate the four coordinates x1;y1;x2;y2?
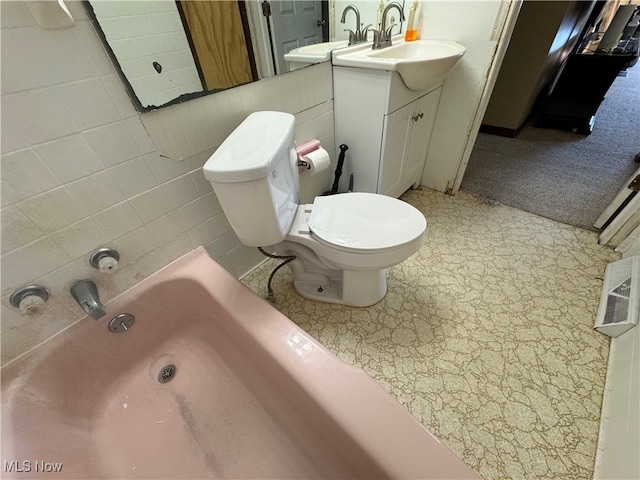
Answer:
203;111;295;183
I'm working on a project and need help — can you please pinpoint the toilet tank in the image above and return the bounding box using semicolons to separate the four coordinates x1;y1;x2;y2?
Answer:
203;112;299;247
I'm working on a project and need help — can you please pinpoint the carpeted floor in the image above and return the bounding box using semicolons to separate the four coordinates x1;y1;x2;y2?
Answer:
461;63;640;232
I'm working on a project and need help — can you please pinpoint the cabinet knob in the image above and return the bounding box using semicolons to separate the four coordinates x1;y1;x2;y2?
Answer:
412;113;424;121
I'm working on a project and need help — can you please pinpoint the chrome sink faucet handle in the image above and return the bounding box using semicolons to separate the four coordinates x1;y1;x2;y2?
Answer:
359;23;372;43
373;2;405;49
344;28;357;46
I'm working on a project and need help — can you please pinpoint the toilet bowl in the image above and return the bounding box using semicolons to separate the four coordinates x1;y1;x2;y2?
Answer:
203;111;427;307
274;192;426;306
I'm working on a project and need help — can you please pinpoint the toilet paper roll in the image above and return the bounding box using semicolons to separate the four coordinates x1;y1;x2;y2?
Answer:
98;255;119;274
303;148;331;176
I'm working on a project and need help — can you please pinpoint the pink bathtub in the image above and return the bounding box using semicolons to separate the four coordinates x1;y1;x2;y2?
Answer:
2;248;477;479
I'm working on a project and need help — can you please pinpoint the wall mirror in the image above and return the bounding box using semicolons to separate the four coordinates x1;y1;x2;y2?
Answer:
85;1;403;112
86;0;333;111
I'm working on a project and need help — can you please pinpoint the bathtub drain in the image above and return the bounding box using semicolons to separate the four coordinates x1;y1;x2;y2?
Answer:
157;364;176;384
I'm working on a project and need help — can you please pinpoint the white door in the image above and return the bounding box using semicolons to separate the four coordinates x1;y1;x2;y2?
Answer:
379;89;442;198
404;90;440;188
268;0;323;74
379;101;413;198
594;166;640;229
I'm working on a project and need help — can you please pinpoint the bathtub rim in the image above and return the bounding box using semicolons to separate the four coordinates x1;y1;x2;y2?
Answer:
2;247;478;479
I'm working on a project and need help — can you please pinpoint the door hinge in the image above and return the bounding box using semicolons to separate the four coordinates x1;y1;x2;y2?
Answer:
629;174;640;192
262;0;271;17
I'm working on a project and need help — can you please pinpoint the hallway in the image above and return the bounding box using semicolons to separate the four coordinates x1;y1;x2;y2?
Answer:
461;63;640;231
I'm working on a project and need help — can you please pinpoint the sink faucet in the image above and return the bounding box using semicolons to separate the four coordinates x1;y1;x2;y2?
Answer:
341;5;370;45
70;280;107;320
373;2;405;49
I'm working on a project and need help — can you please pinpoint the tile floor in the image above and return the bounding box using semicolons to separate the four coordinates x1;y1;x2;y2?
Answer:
242;188;619;479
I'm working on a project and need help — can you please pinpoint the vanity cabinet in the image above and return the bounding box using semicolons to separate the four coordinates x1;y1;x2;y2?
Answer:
333;66;442;198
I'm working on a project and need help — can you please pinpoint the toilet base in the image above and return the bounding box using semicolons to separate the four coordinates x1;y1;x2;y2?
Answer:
273;241;389;307
293;269;387;307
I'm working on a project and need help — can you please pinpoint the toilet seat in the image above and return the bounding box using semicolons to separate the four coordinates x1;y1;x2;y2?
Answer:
309;193;426;253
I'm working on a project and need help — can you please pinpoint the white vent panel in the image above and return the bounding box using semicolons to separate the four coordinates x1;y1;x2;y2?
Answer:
595;256;639;337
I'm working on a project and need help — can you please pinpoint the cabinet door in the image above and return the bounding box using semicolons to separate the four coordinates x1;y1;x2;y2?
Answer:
378;88;441;198
378;102;414;197
404;89;440;189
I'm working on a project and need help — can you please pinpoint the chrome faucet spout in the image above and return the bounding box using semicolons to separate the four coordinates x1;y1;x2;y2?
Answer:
340;5;360;28
71;280;107;320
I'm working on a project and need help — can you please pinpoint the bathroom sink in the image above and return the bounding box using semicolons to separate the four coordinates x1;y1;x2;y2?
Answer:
332;37;465;91
284;40;350;70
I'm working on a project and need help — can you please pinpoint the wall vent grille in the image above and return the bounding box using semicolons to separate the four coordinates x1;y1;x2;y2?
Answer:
595;256;639;337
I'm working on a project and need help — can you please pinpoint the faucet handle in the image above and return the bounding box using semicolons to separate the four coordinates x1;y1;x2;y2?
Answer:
359;24;372;42
385;23;399;38
344;28;357;45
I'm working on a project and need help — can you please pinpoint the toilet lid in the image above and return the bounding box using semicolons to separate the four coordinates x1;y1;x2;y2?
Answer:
309;193;426;252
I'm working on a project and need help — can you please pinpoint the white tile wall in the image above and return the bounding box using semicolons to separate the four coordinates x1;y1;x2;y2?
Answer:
1;0;336;365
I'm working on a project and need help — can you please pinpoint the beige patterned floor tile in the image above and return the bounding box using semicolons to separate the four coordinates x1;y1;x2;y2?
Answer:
242;188;619;479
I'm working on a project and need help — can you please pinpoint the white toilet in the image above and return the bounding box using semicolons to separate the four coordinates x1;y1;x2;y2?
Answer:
203;111;426;307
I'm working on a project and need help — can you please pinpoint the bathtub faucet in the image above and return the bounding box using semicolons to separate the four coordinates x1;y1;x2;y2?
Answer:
70;280;107;320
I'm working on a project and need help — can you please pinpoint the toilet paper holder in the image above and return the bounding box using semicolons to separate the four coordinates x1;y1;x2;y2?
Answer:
296;139;321;170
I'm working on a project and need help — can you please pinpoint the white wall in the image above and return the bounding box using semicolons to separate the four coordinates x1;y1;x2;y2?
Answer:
417;0;518;193
0;0;335;365
594;241;640;479
594;225;640;479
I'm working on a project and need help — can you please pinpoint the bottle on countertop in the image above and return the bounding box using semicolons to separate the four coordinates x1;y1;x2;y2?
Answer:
405;0;420;42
